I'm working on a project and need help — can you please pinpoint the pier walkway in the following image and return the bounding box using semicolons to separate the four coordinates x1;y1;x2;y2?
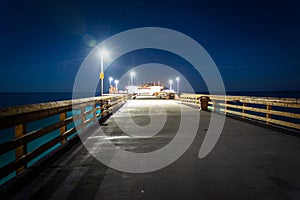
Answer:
3;99;300;200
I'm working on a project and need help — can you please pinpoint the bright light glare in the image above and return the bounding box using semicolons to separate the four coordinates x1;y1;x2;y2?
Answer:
89;135;130;140
130;71;136;76
114;80;119;84
109;77;113;81
176;77;180;81
99;48;110;58
169;79;173;84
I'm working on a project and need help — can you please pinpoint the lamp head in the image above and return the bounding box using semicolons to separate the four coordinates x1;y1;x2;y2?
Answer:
99;48;110;58
130;71;136;76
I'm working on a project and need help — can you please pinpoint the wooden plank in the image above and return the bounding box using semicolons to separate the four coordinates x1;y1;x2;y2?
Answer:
217;103;300;119
239;99;300;108
213;100;216;112
60;112;67;144
0;126;79;180
96;109;110;118
266;105;272;125
84;117;96;126
180;94;300;108
15;124;27;174
84;108;95;116
93;102;98;123
0;106;72;131
0;96;122;130
225;110;300;129
242;103;247;118
81;107;86;129
0;118;73;155
211;95;299;104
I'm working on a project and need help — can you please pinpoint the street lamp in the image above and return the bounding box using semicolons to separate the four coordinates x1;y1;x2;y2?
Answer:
176;77;180;93
109;77;113;94
99;48;110;96
169;79;173;92
114;80;119;93
109;77;113;86
130;71;135;86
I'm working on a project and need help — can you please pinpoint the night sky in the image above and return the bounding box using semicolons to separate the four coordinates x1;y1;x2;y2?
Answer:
0;0;299;93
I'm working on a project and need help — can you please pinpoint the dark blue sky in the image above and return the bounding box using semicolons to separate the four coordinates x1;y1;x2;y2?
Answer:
0;0;299;93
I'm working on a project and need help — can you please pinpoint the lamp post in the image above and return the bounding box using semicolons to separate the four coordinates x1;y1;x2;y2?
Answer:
130;71;135;86
114;80;119;93
176;77;180;93
109;77;113;94
99;49;110;96
109;77;113;86
169;79;173;92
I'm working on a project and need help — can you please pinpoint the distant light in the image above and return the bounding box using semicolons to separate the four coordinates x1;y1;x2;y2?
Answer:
169;79;173;84
99;48;110;58
114;80;119;91
109;77;113;81
130;71;136;77
176;77;180;81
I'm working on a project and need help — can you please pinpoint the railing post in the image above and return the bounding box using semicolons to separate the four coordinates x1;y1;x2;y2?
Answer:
266;105;272;124
213;100;216;112
108;98;113;113
100;100;104;118
242;103;247;118
105;100;110;115
93;101;98;123
60;112;67;144
81;106;86;129
15;124;27;174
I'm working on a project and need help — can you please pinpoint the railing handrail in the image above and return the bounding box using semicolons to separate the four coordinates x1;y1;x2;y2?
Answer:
180;93;300;107
0;95;125;130
179;93;300;131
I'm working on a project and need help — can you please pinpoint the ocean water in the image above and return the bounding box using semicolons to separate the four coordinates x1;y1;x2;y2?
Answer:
0;92;75;108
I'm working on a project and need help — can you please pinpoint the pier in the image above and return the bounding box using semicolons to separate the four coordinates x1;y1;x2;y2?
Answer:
0;94;300;199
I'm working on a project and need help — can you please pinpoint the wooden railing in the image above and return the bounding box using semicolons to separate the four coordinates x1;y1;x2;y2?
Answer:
0;95;126;183
180;93;300;131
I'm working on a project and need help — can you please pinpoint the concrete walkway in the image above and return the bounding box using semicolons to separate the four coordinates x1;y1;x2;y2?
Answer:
4;99;300;200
